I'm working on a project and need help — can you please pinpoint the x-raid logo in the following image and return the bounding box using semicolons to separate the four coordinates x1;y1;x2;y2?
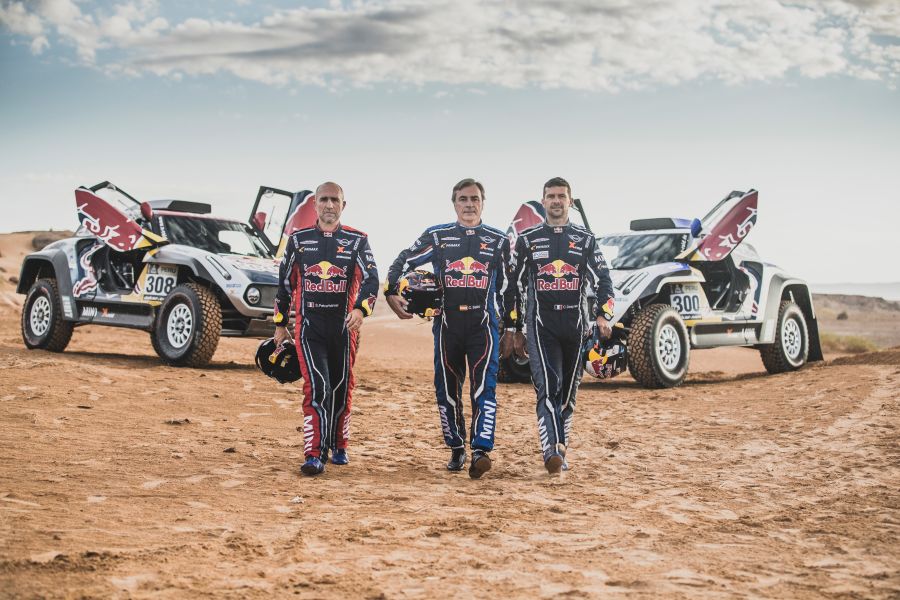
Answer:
536;260;580;291
304;261;347;293
444;256;489;289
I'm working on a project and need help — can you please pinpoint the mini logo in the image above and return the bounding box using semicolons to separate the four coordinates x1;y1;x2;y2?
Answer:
337;238;352;246
568;234;583;242
480;236;495;244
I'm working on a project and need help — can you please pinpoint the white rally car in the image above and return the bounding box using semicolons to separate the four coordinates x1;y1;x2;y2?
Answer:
501;189;823;388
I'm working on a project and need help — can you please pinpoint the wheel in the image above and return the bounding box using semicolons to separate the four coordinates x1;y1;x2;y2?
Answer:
498;354;531;383
760;300;808;374
627;303;690;388
21;278;74;352
151;283;222;367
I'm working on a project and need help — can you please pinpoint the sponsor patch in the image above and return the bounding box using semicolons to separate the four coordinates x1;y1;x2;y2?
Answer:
568;234;583;242
61;296;73;318
480;235;495;244
533;251;549;259
337;238;352;246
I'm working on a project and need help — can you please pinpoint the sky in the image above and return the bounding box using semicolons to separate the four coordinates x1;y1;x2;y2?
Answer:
1;0;899;284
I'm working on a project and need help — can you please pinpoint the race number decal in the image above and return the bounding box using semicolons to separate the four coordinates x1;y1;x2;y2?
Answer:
143;264;177;300
670;283;704;319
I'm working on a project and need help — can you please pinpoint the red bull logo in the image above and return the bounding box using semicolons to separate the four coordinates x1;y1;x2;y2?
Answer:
536;259;580;291
304;260;347;293
445;256;489;289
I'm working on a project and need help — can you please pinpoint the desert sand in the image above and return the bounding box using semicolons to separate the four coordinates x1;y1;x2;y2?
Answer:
1;234;898;598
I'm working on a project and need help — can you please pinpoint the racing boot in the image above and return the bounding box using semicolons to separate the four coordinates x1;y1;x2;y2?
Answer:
544;446;564;474
468;450;492;479
559;444;569;472
331;448;349;465
300;455;326;476
447;447;467;472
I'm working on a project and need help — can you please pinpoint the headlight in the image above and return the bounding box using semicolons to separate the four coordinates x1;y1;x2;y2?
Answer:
246;286;261;305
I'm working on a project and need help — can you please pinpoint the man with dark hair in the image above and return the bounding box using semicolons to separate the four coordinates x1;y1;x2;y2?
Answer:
274;182;379;476
384;178;514;479
505;177;614;474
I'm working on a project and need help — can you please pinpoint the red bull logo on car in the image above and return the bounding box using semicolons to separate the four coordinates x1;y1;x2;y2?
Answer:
445;256;489;289
304;261;347;292
536;260;580;291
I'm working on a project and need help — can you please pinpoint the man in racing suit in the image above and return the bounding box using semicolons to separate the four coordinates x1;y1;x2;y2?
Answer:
274;182;379;476
384;178;514;479
506;177;614;474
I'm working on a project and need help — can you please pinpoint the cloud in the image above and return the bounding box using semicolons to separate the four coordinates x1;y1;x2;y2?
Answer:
2;0;898;91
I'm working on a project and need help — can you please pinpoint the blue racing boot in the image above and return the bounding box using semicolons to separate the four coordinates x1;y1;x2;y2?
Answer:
331;448;349;465
300;455;326;476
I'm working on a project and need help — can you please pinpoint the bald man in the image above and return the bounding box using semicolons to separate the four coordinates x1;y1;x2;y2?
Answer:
274;182;379;476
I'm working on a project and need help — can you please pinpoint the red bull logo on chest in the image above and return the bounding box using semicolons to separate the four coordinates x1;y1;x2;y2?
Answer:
445;256;489;289
304;261;347;293
536;259;580;291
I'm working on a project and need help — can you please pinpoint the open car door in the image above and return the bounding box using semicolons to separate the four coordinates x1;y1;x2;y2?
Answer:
75;183;167;252
248;186;316;260
679;189;758;262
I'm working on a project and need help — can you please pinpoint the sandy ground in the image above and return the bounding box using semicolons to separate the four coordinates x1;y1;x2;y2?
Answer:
1;235;899;598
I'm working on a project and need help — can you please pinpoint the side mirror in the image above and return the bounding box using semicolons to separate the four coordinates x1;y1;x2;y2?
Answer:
140;202;153;221
252;211;267;231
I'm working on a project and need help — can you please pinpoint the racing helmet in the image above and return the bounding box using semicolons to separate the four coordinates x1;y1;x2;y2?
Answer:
255;338;301;384
399;269;442;319
583;327;628;380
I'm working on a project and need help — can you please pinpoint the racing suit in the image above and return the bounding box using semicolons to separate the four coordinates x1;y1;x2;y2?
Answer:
511;222;614;461
274;224;378;459
385;222;514;452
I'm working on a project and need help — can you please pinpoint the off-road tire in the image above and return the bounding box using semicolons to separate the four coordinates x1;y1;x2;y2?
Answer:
152;283;221;367
21;278;74;352
760;301;808;374
498;354;532;383
627;304;690;388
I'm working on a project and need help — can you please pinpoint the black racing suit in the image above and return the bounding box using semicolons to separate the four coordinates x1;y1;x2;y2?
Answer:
511;222;614;461
385;222;514;452
274;224;378;459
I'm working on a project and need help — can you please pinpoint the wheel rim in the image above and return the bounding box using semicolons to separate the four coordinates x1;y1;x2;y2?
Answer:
782;317;803;362
30;296;52;336
167;303;193;348
657;323;682;372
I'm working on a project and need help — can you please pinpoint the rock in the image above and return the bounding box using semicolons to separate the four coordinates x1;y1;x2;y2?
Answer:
31;231;73;250
9;276;18;284
223;447;236;453
164;418;190;425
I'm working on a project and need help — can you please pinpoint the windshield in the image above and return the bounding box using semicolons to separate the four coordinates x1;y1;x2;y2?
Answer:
597;233;690;270
158;216;272;258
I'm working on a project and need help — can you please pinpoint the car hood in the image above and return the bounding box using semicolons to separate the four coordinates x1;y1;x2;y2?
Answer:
608;262;694;322
220;254;280;284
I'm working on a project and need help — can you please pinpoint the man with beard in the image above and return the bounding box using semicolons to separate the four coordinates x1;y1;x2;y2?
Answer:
505;177;614;474
274;182;379;476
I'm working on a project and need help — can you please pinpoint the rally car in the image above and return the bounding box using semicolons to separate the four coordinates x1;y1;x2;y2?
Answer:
18;181;318;367
500;189;823;388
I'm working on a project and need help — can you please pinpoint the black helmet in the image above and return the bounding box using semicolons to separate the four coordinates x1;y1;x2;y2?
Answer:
583;327;628;379
399;269;442;319
255;338;301;384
